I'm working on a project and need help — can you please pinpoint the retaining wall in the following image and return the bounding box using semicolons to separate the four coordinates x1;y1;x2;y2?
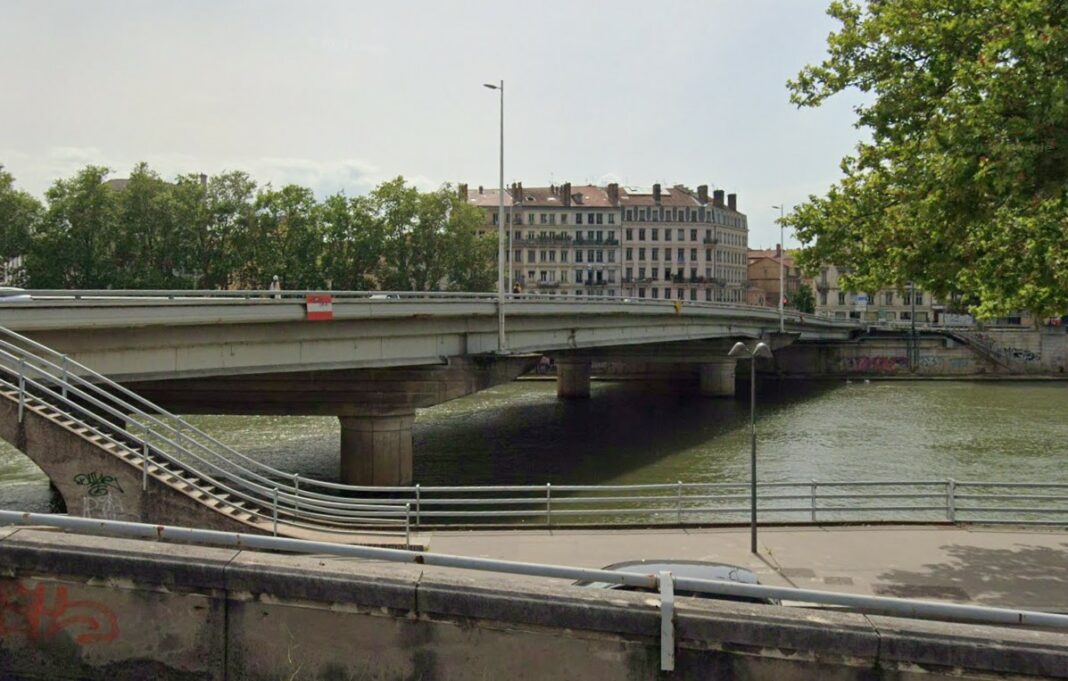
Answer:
1;528;1066;680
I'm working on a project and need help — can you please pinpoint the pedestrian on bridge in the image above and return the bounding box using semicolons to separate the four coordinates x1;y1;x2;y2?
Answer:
269;275;282;299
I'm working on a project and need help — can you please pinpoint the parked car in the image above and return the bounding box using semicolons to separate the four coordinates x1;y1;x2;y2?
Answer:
575;560;779;604
0;287;31;302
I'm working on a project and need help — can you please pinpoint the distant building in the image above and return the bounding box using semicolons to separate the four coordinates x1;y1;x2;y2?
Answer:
463;182;749;302
746;245;801;310
812;264;942;323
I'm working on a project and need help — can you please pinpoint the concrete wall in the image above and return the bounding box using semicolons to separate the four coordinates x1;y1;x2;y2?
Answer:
0;397;260;534
1;528;1066;680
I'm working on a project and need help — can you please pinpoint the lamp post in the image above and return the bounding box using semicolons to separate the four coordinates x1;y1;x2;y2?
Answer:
484;80;506;352
728;340;774;554
771;205;785;333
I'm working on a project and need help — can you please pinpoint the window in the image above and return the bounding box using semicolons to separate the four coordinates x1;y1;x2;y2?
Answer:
664;267;672;281
651;266;659;279
588;213;595;224
638;288;646;298
596;230;603;242
596;213;604;225
527;213;534;225
652;208;659;222
884;292;893;305
608;230;615;241
549;250;556;262
664;288;671;299
626;247;633;260
638;267;646;279
608;250;615;262
625;209;633;220
539;250;547;262
690;248;697;261
665;229;672;241
690;289;697;301
819;291;827;305
651;228;659;241
608;214;615;224
638;228;646;240
677;229;684;240
705;289;712;301
915;292;924;305
705;248;712;261
561;213;568;225
838;292;846;305
625;228;633;240
677;289;684;300
638;248;646;260
651;247;659;261
576;213;583;225
596;250;604;263
638;209;646;220
690;268;697;280
492;213;499;225
561;251;569;263
625;266;633;280
515;249;522;262
652;287;659;298
576;251;584;263
549;214;556;225
690;229;697;241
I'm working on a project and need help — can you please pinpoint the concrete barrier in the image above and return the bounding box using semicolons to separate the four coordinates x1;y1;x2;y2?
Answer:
0;527;1066;680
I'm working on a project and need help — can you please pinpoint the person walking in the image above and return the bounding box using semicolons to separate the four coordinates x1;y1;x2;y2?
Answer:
269;275;282;299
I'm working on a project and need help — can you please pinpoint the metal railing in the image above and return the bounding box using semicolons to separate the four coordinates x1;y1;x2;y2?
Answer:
0;326;410;540
0;288;858;329
2;510;1067;675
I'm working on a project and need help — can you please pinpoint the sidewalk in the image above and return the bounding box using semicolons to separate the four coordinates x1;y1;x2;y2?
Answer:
422;524;1068;612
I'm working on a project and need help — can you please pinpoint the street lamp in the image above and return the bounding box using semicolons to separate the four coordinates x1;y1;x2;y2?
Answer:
771;205;785;333
484;81;506;352
728;340;774;554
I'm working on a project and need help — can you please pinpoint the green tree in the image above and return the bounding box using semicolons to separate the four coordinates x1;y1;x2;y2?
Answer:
28;166;119;288
114;162;183;288
172;171;257;289
318;193;386;290
0;166;42;285
240;184;323;289
785;0;1068;319
791;283;816;314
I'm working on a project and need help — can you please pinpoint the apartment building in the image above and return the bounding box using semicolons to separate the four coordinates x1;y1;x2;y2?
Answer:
616;185;748;302
747;245;802;309
812;264;942;322
464;182;623;296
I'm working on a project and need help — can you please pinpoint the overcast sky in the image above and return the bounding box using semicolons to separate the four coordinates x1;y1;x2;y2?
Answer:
0;0;865;249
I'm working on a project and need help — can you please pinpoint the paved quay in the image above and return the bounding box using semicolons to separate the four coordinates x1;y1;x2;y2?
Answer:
418;524;1068;612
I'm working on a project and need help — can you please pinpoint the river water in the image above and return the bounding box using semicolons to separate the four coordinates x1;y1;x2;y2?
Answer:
2;379;1067;512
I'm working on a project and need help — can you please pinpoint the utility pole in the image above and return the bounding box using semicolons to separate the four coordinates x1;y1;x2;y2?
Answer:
484;80;506;352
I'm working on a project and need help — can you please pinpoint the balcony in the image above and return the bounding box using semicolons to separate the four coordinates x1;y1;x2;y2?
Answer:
583;280;608;288
702;237;718;245
514;233;573;246
536;281;561;289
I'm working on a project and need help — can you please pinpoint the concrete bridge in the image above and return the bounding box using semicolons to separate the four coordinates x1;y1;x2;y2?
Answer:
0;290;857;487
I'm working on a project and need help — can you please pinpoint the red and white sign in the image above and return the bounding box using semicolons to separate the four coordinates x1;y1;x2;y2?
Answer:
305;294;334;321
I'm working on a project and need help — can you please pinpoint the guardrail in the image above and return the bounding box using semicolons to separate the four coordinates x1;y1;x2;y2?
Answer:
0;289;858;328
0;326;411;540
2;510;1066;674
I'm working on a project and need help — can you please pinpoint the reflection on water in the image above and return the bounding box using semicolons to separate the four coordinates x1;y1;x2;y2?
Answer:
2;379;1068;511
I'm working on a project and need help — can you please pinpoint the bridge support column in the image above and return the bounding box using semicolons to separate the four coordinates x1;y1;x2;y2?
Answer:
338;412;415;486
699;360;736;397
556;360;591;399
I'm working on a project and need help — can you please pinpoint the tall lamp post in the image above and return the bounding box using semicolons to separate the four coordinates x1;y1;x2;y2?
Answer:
728;340;774;554
484;80;506;352
771;205;785;333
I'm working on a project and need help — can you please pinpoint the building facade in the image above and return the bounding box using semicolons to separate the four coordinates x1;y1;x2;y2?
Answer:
465;182;749;302
746;245;802;310
812;264;942;322
465;182;623;297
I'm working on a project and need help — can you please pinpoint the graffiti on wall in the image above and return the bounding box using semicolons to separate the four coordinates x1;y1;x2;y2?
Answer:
74;472;123;497
839;356;909;373
1006;347;1040;362
0;580;119;645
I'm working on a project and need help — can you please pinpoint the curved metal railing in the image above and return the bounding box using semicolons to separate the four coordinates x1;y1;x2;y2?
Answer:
0;326;410;538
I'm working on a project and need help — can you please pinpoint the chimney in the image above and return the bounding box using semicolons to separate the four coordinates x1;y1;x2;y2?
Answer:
606;183;619;205
199;173;208;189
517;182;523;201
458;183;468;201
653;183;662;203
776;243;782;258
478;185;484;195
561;182;572;206
697;184;709;204
712;189;725;207
727;193;737;211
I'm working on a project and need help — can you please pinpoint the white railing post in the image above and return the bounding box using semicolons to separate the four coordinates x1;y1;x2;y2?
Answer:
405;503;411;550
810;480;817;523
947;478;956;522
546;483;552;528
676;480;683;525
61;355;69;399
142;436;150;491
659;571;675;672
272;487;279;536
415;484;421;530
293;474;300;518
17;359;25;423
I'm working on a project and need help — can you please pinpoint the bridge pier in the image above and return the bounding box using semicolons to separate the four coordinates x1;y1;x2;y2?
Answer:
556;360;591;399
338;412;415;486
699;360;736;397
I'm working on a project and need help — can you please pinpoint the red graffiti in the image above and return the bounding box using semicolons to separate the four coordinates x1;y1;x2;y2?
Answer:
841;356;909;373
0;580;118;645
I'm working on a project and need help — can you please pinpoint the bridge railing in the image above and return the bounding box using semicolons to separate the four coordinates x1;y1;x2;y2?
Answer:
0;327;413;539
1;288;858;328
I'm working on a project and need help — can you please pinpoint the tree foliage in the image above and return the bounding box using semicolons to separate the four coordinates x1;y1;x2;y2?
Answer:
786;0;1068;319
791;284;816;314
1;164;495;292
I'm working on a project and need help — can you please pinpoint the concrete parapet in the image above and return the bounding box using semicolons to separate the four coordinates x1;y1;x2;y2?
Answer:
2;528;1067;680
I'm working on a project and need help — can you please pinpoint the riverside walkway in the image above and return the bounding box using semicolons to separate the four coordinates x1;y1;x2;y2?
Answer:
424;524;1068;611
